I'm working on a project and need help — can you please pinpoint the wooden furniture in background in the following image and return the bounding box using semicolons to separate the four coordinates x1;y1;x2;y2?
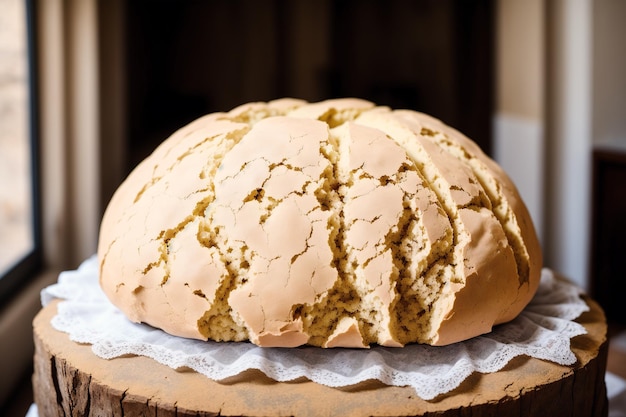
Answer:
590;147;626;327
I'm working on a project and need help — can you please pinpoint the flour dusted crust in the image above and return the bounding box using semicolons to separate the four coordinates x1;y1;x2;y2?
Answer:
98;98;542;347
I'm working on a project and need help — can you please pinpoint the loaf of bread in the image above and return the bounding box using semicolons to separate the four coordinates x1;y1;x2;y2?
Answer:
98;98;542;348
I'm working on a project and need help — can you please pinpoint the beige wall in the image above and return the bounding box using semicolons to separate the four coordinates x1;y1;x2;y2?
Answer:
496;0;544;120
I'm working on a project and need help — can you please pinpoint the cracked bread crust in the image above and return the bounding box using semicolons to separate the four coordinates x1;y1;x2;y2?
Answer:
98;98;542;347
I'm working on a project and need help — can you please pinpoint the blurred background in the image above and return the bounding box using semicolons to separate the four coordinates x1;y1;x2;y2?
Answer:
1;0;626;414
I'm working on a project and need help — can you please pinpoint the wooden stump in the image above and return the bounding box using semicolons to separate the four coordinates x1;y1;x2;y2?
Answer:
33;296;609;417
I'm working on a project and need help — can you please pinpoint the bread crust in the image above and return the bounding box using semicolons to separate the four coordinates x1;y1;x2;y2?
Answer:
98;98;542;347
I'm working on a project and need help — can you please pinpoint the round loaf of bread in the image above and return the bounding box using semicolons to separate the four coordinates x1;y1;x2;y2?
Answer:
98;98;542;348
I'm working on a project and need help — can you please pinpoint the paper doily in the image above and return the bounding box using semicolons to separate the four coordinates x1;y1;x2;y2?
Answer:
41;256;589;400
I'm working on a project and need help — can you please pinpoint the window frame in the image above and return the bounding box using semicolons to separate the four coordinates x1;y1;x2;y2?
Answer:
0;0;43;306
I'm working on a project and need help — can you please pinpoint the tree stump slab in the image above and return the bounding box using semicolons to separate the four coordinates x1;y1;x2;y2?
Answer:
33;295;608;417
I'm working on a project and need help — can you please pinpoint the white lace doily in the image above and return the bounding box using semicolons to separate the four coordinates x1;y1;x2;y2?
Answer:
42;256;589;400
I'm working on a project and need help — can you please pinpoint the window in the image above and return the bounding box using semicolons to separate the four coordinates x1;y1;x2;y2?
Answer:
0;0;41;304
